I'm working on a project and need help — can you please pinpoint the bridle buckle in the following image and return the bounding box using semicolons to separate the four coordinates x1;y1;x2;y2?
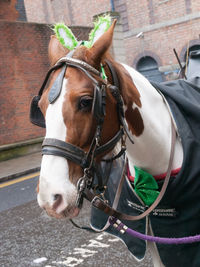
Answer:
75;168;93;207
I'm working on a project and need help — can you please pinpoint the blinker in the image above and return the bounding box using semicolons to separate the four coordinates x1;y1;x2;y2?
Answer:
30;64;67;128
48;66;67;104
30;95;46;128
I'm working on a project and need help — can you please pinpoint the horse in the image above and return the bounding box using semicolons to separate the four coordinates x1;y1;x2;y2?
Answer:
30;18;200;267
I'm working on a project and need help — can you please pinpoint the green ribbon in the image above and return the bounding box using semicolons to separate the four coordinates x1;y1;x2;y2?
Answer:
100;64;107;80
134;166;159;206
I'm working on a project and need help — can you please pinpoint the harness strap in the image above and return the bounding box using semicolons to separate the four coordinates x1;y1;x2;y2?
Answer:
95;129;123;155
105;60;120;88
105;60;134;144
57;56;100;77
38;62;65;96
84;117;176;221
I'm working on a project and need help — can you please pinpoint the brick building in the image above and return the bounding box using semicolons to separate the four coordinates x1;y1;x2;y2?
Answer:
0;0;200;159
0;0;91;159
23;0;200;81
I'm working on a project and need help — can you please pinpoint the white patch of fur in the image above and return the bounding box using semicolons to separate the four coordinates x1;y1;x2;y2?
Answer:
122;64;183;176
38;78;77;212
45;78;68;141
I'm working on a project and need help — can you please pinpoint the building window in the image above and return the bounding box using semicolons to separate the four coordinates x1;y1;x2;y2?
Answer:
185;44;200;78
136;56;163;82
184;44;200;61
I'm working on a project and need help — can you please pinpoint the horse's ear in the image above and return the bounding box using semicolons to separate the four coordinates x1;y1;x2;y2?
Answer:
88;19;117;64
54;23;78;50
48;35;69;65
89;16;112;46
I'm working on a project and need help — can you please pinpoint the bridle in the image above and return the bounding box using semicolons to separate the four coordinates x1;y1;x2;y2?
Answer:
30;52;131;208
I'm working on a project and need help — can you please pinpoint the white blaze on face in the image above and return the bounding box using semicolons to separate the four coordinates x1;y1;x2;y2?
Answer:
37;78;77;213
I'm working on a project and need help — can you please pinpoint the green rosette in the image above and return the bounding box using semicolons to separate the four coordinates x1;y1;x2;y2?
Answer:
134;166;159;206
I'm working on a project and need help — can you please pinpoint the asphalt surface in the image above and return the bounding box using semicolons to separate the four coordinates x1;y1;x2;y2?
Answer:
0;173;153;267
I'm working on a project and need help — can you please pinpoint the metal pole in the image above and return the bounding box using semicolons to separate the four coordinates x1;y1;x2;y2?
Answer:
110;0;115;12
173;48;187;79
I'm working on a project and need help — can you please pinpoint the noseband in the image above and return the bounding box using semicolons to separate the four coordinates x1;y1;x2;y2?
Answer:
30;53;130;207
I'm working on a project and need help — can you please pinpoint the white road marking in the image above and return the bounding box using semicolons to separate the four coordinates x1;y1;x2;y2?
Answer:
87;239;110;248
56;257;84;266
73;248;97;258
50;232;120;266
33;257;47;263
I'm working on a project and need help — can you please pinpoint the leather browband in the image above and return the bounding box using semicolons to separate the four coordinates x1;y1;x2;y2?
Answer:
56;56;100;76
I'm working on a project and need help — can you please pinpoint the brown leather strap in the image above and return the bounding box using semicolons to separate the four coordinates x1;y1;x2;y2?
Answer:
85;117;176;221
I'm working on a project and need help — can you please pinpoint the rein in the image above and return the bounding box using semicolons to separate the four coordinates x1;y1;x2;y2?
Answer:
109;217;200;244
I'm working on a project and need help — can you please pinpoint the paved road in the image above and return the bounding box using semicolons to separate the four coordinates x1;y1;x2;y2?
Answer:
0;173;153;267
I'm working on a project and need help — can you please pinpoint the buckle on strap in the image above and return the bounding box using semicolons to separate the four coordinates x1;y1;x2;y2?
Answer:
91;196;109;211
75;177;86;208
76;168;94;207
91;196;104;207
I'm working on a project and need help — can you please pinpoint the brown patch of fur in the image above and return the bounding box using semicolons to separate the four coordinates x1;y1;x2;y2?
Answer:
125;106;144;136
68;161;83;184
48;35;69;66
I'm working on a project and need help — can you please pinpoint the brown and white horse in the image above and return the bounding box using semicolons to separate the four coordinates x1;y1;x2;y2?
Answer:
36;21;183;266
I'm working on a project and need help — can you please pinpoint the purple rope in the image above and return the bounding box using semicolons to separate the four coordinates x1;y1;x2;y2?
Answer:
109;217;200;244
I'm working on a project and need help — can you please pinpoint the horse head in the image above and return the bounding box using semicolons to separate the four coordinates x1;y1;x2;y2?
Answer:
35;19;123;219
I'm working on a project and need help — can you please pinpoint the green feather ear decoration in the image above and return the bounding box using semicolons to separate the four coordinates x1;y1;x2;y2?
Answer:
88;15;112;47
54;23;78;50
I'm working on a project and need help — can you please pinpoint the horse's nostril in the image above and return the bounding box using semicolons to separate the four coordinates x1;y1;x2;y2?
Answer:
52;194;62;210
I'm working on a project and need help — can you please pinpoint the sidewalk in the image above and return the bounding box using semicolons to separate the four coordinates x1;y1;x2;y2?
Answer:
0;152;42;183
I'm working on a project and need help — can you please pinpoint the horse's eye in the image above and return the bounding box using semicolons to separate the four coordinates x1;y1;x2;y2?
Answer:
78;96;93;111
